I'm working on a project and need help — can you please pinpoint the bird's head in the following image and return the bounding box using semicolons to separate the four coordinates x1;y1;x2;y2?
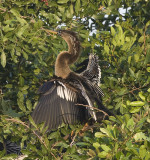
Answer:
57;30;79;45
44;29;80;54
43;29;78;41
57;30;76;37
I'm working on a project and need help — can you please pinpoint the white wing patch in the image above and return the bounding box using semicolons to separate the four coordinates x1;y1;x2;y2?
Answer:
57;83;76;102
98;64;101;85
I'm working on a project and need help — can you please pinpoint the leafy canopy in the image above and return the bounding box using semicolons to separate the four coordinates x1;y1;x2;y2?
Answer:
0;0;150;159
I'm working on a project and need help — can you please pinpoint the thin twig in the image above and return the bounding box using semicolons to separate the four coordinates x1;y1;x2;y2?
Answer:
98;6;104;11
76;103;109;116
70;131;78;147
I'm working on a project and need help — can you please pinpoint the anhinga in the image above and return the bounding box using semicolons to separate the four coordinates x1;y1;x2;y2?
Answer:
32;30;112;131
0;30;113;156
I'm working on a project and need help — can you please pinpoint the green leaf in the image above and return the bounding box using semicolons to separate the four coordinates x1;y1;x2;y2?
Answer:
130;107;141;113
118;88;128;96
126;100;131;106
16;24;29;37
139;145;146;159
112;39;117;46
100;128;108;135
127;118;135;130
26;99;32;111
56;142;69;148
147;88;150;92
129;68;135;77
145;153;150;160
128;56;132;64
95;132;105;138
138;92;146;101
93;142;100;148
10;8;20;17
57;0;69;4
76;142;90;146
21;85;29;91
19;76;24;86
75;0;80;14
134;0;140;3
3;25;14;32
101;144;111;152
111;26;115;36
144;50;150;65
147;67;150;72
138;36;144;42
22;51;28;60
70;4;74;15
88;149;96;157
11;8;27;25
5;84;13;88
28;115;37;128
98;151;108;158
104;42;109;54
1;52;6;68
49;131;60;139
134;132;148;141
100;128;113;138
134;53;140;62
17;101;26;112
130;101;145;106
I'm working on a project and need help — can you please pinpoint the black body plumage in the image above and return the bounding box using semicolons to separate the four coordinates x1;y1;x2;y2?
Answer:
32;74;89;130
32;30;112;131
32;50;112;131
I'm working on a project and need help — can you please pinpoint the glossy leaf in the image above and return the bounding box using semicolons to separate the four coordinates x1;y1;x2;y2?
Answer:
130;101;145;106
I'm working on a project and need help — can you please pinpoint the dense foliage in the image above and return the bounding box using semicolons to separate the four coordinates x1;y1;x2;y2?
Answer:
0;0;150;159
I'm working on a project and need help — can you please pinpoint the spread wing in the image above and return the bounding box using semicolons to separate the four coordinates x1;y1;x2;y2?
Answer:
32;81;88;130
81;54;101;85
80;54;104;97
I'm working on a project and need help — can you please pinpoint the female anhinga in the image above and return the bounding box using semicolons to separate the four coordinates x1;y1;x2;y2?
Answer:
32;30;112;130
0;30;113;156
0;30;112;154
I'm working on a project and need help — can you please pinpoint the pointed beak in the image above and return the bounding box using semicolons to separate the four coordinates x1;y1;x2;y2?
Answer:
43;29;58;35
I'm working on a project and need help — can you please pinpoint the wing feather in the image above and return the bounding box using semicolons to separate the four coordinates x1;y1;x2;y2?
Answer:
32;81;88;131
80;54;104;97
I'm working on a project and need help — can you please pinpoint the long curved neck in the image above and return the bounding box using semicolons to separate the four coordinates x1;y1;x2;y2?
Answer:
55;33;80;79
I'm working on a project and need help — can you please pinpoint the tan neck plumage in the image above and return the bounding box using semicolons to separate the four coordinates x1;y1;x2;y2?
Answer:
55;33;80;79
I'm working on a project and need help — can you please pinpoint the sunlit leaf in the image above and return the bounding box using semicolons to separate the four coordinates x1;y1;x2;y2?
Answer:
111;26;115;36
1;52;6;68
138;92;146;101
130;101;145;106
101;144;111;152
93;142;100;148
134;132;148;141
95;132;105;138
98;151;108;158
129;107;141;113
57;0;69;4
